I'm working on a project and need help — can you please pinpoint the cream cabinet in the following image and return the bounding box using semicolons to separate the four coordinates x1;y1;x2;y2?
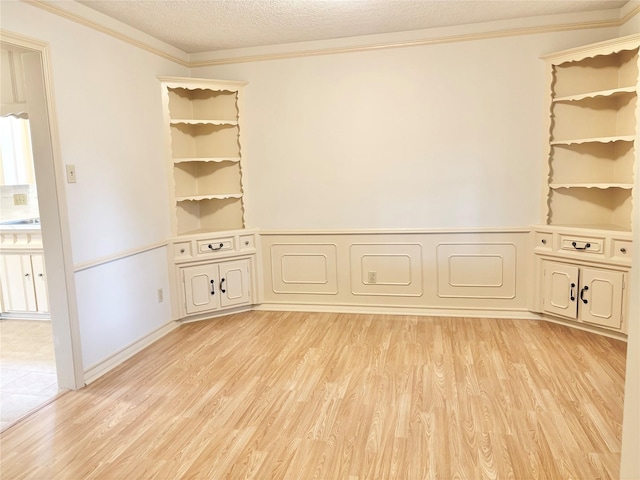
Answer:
532;226;631;334
0;252;48;314
182;259;251;315
168;230;257;320
542;260;626;331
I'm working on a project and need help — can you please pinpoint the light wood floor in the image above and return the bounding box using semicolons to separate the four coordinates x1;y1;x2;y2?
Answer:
0;311;627;479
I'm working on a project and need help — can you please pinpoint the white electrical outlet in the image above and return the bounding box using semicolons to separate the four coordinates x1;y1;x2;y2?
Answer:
368;271;377;284
13;193;28;206
157;288;164;303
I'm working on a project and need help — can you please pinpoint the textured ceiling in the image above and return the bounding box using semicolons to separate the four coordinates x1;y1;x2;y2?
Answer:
78;0;629;54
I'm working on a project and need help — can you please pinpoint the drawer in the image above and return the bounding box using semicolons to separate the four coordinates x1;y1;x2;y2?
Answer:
534;232;553;251
197;237;234;255
559;235;604;255
173;241;192;259
611;239;632;262
239;234;255;250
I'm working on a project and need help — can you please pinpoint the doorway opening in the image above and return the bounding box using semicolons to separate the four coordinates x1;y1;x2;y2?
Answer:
0;33;84;430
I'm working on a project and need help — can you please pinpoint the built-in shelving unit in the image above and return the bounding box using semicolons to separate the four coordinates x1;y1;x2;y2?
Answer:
546;42;638;231
160;78;247;235
160;77;256;322
532;35;639;336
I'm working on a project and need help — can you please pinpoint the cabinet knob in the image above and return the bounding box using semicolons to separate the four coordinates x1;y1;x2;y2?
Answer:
541;239;547;245
620;247;627;254
180;248;185;254
244;241;250;246
24;273;30;277
38;273;43;277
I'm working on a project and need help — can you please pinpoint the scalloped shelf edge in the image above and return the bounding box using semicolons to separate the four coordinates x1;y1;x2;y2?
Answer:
173;157;241;164
553;86;637;103
170;119;238;126
549;183;634;190
176;194;243;202
550;135;635;146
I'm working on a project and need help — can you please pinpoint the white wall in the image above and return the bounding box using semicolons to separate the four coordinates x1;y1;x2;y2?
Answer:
193;28;618;231
1;1;187;372
75;247;171;371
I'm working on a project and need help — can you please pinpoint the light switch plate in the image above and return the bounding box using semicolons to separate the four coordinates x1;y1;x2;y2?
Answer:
66;164;77;183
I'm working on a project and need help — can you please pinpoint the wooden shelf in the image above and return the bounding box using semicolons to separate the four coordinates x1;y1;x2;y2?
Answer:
176;194;242;202
549;183;633;190
553;86;636;103
548;223;631;232
173;157;241;164
550;135;635;146
170;119;238;126
175;196;244;235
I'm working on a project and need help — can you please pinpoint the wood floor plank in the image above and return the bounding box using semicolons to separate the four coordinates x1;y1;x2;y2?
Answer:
0;311;627;479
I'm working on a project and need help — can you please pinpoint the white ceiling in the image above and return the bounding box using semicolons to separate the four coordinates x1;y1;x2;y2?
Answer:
78;0;629;54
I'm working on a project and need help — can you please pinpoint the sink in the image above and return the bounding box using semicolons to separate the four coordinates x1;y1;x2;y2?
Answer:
0;218;40;225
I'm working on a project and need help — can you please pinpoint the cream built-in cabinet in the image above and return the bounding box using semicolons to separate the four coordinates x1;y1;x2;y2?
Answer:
183;259;251;315
159;77;255;320
533;34;639;335
0;230;49;315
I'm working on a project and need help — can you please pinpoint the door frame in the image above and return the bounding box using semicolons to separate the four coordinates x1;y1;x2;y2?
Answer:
1;30;84;390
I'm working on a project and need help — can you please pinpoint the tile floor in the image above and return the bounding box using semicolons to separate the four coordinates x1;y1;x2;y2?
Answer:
0;319;59;430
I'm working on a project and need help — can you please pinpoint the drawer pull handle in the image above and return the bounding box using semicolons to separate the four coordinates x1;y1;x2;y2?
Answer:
580;285;589;304
571;241;591;251
620;247;627;254
570;283;576;301
208;243;224;251
210;279;215;295
220;277;226;293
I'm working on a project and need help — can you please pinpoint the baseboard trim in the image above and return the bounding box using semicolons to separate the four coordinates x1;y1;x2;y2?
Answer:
178;305;255;324
0;313;50;321
536;314;628;341
252;303;541;320
83;320;180;385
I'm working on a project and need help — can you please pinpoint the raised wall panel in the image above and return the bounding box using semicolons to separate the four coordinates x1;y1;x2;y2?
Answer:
271;243;338;294
259;231;530;313
436;243;516;299
349;243;422;296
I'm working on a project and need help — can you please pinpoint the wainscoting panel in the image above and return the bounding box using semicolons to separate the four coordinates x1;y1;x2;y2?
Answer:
436;243;516;299
270;243;338;294
350;243;423;296
260;230;532;316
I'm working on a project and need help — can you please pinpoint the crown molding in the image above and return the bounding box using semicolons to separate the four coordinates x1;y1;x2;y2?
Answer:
25;0;190;66
21;0;640;68
189;18;622;67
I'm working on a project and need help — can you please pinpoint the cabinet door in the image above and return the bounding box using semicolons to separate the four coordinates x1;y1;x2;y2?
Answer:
183;264;219;315
579;267;624;330
543;261;579;319
30;254;49;313
219;259;251;308
0;254;36;312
